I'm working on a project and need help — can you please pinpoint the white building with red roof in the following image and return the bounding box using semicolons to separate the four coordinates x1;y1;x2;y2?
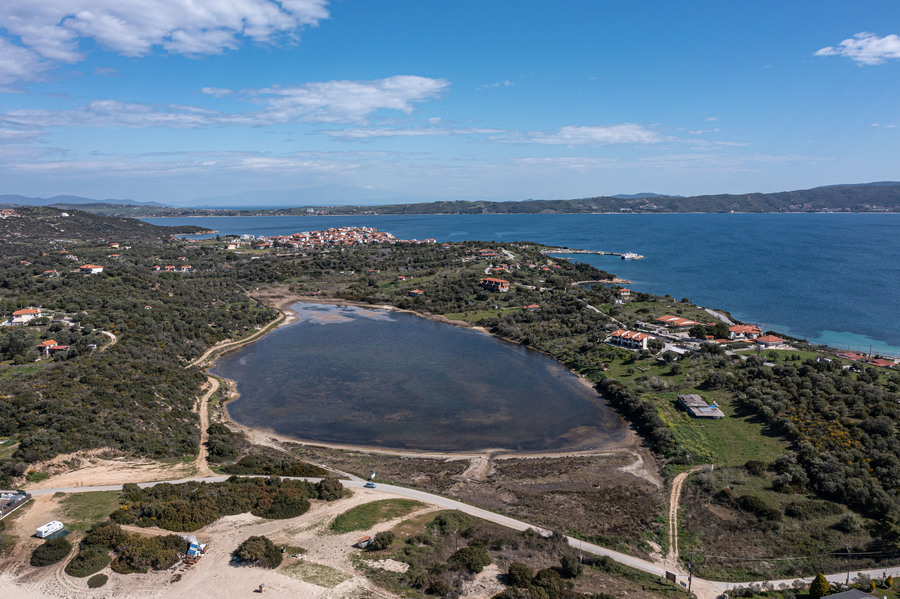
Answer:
607;329;655;351
480;278;510;293
755;335;785;348
10;308;41;324
729;324;761;339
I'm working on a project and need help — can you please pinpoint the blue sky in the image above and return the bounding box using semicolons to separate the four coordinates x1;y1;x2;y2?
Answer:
1;1;899;206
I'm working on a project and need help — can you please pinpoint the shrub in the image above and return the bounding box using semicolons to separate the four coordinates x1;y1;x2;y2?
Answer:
30;537;72;567
532;568;564;598
835;512;862;533
220;453;327;477
809;573;830;599
449;546;490;573
506;562;533;587
233;536;282;569
736;494;782;521
559;554;583;579
83;521;127;550
87;574;108;588
111;534;187;574
65;547;112;577
744;460;768;477
315;477;344;501
369;531;395;551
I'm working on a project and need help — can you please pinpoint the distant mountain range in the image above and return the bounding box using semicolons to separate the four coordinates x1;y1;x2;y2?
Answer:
2;181;900;216
0;194;168;208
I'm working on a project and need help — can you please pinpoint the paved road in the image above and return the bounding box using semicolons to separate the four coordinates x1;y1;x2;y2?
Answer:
25;476;900;598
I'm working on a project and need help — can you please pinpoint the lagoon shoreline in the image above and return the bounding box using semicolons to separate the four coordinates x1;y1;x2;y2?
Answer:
204;287;647;462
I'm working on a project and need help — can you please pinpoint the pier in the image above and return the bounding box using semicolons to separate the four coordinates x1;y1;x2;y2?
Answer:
541;248;644;260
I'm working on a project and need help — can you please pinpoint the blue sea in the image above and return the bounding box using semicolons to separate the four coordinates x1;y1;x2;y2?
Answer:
145;213;900;356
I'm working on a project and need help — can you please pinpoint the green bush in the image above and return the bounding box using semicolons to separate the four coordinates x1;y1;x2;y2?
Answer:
87;574;108;588
559;554;583;579
450;545;491;573
736;494;782;521
65;547;112;577
111;534;187;574
30;537;72;567
369;531;395;551
315;477;344;501
83;521;127;549
506;562;533;587
220;454;327;477
233;536;282;569
112;477;327;532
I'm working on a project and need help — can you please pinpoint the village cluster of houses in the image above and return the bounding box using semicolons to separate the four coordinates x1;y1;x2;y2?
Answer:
226;227;435;251
607;315;788;352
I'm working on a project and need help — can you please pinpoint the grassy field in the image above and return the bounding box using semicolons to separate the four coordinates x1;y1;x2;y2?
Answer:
0;436;17;460
603;354;787;467
58;491;121;533
329;499;424;534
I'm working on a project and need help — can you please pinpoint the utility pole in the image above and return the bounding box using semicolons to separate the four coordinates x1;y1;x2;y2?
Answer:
845;544;851;586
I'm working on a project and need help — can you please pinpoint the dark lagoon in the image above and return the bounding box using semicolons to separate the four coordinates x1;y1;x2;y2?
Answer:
212;302;628;453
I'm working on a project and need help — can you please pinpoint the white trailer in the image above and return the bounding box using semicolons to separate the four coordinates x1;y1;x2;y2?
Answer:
35;520;63;538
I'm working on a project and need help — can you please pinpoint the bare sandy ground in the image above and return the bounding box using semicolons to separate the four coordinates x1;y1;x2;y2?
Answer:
0;488;434;598
24;451;198;491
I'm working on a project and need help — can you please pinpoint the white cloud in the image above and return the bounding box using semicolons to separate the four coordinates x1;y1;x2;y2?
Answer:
201;87;234;98
0;38;52;86
322;126;501;140
0;0;330;83
478;80;514;89
511;124;662;146
815;32;900;65
254;76;450;124
0;76;449;129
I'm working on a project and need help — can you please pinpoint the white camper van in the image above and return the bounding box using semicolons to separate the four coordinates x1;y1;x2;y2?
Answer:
35;520;64;538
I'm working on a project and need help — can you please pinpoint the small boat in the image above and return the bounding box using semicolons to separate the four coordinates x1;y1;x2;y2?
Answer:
621;252;644;260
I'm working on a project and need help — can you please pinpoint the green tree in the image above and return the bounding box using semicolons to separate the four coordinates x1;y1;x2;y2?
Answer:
233;536;282;569
369;531;394;551
506;562;533;587
30;537;72;567
809;573;830;599
450;546;491;573
559;554;583;579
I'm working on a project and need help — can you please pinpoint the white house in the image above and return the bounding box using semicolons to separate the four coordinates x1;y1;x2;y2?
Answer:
607;329;654;351
10;308;41;324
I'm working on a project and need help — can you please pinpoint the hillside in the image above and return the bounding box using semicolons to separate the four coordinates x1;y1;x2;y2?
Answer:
0;206;210;243
4;181;900;217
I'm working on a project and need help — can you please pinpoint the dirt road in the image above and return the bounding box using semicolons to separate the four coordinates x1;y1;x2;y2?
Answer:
194;376;219;477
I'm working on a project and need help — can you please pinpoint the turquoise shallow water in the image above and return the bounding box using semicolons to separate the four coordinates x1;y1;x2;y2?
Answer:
211;303;627;452
148;213;900;356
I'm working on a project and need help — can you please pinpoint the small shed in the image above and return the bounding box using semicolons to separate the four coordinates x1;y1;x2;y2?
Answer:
677;394;725;419
355;536;373;549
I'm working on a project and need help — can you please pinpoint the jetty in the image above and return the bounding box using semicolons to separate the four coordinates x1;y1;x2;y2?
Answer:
541;248;644;260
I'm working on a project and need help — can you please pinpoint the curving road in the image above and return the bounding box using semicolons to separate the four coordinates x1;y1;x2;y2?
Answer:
24;477;900;598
